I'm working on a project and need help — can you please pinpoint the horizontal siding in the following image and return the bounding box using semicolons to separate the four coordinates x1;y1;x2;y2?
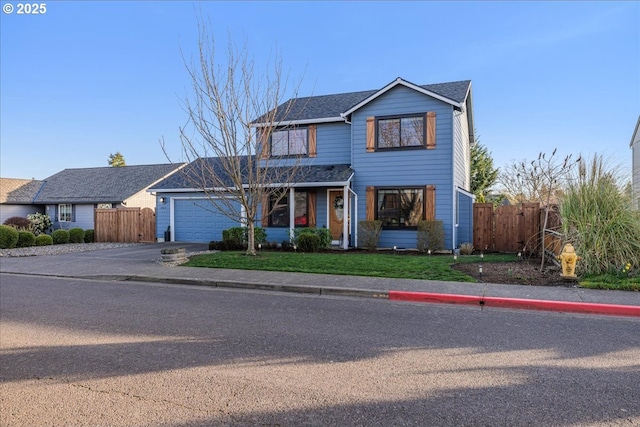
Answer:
0;204;43;224
453;110;471;190
350;85;455;249
47;203;95;230
315;123;351;165
124;189;156;209
73;205;95;229
260;122;351;168
456;190;473;247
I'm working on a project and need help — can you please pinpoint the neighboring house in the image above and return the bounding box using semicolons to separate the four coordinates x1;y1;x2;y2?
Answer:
632;116;640;210
33;164;184;230
0;178;45;224
151;77;475;250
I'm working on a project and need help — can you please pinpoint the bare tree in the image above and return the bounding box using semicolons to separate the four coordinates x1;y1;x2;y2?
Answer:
162;20;307;255
498;149;579;270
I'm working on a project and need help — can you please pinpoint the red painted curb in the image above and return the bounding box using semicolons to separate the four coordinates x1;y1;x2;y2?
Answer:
388;291;640;317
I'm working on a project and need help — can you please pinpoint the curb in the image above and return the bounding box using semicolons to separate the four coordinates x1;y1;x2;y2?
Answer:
3;271;638;317
389;291;640;317
120;276;387;299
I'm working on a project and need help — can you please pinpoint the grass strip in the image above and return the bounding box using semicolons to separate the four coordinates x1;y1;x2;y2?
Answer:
184;251;516;282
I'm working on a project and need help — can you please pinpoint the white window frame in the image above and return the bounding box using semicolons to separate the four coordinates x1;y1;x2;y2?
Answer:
58;204;72;222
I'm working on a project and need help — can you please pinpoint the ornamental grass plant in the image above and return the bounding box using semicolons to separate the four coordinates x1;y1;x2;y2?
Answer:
560;156;640;277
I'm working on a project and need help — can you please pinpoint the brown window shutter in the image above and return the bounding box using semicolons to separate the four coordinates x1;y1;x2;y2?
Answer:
308;125;317;158
261;193;269;227
426;112;436;149
366;117;375;152
260;128;270;159
308;191;317;227
425;185;436;220
366;186;375;220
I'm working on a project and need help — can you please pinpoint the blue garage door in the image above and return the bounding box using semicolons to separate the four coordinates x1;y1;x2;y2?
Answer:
174;199;241;242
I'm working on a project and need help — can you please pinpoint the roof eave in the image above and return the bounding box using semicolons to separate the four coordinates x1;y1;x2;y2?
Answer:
631;116;640;148
251;117;345;128
341;77;464;117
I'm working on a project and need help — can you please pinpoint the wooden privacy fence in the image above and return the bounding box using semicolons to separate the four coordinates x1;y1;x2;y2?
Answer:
541;205;563;258
94;207;156;243
473;203;541;253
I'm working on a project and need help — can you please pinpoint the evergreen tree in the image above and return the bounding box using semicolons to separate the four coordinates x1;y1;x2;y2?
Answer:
108;152;126;167
470;138;499;203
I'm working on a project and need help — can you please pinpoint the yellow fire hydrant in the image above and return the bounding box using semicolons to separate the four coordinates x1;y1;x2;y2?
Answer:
558;243;581;279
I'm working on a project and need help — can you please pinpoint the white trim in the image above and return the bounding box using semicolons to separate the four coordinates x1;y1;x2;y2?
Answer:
288;187;295;240
342;185;349;249
169;195;246;243
151;172;354;194
251;117;345;128
341;77;463;117
631;115;640;148
456;187;475;199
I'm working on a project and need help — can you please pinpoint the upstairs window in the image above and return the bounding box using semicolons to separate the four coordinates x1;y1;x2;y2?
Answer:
377;114;424;149
271;128;308;156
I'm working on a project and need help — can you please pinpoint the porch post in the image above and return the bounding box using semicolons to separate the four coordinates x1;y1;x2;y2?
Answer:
289;187;295;242
342;185;349;249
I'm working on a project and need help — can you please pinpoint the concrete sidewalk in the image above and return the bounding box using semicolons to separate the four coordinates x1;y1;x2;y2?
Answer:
1;243;639;317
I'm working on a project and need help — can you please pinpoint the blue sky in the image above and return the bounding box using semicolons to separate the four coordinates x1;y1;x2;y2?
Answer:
1;1;638;181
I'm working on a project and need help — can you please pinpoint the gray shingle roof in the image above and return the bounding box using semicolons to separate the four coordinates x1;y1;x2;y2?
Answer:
150;157;252;190
34;164;183;204
150;156;353;190
0;178;43;204
255;79;472;123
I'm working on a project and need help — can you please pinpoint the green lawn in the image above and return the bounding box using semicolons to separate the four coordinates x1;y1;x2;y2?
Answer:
579;275;640;292
184;251;516;281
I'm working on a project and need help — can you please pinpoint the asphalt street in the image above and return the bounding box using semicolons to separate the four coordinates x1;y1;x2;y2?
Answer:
1;273;639;426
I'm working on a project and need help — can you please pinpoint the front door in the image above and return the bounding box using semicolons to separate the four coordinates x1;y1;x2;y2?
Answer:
328;190;346;242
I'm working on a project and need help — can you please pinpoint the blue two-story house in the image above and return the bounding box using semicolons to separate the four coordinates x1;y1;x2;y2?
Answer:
150;77;475;250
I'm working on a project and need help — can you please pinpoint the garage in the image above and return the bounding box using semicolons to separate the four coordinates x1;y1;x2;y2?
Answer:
172;198;241;243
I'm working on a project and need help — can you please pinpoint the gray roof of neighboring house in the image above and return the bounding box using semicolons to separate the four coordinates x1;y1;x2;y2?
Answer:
150;156;353;190
0;178;44;204
150;157;252;190
255;79;472;123
34;164;184;204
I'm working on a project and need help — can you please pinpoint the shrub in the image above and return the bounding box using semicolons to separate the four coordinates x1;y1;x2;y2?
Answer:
35;234;54;246
221;226;267;250
560;156;640;275
27;213;52;235
52;229;70;245
222;227;245;250
0;225;19;249
17;231;36;248
417;220;445;253
296;233;322;252
358;220;382;251
3;216;32;231
84;229;94;243
209;241;223;251
68;228;85;243
459;242;474;255
293;227;331;250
